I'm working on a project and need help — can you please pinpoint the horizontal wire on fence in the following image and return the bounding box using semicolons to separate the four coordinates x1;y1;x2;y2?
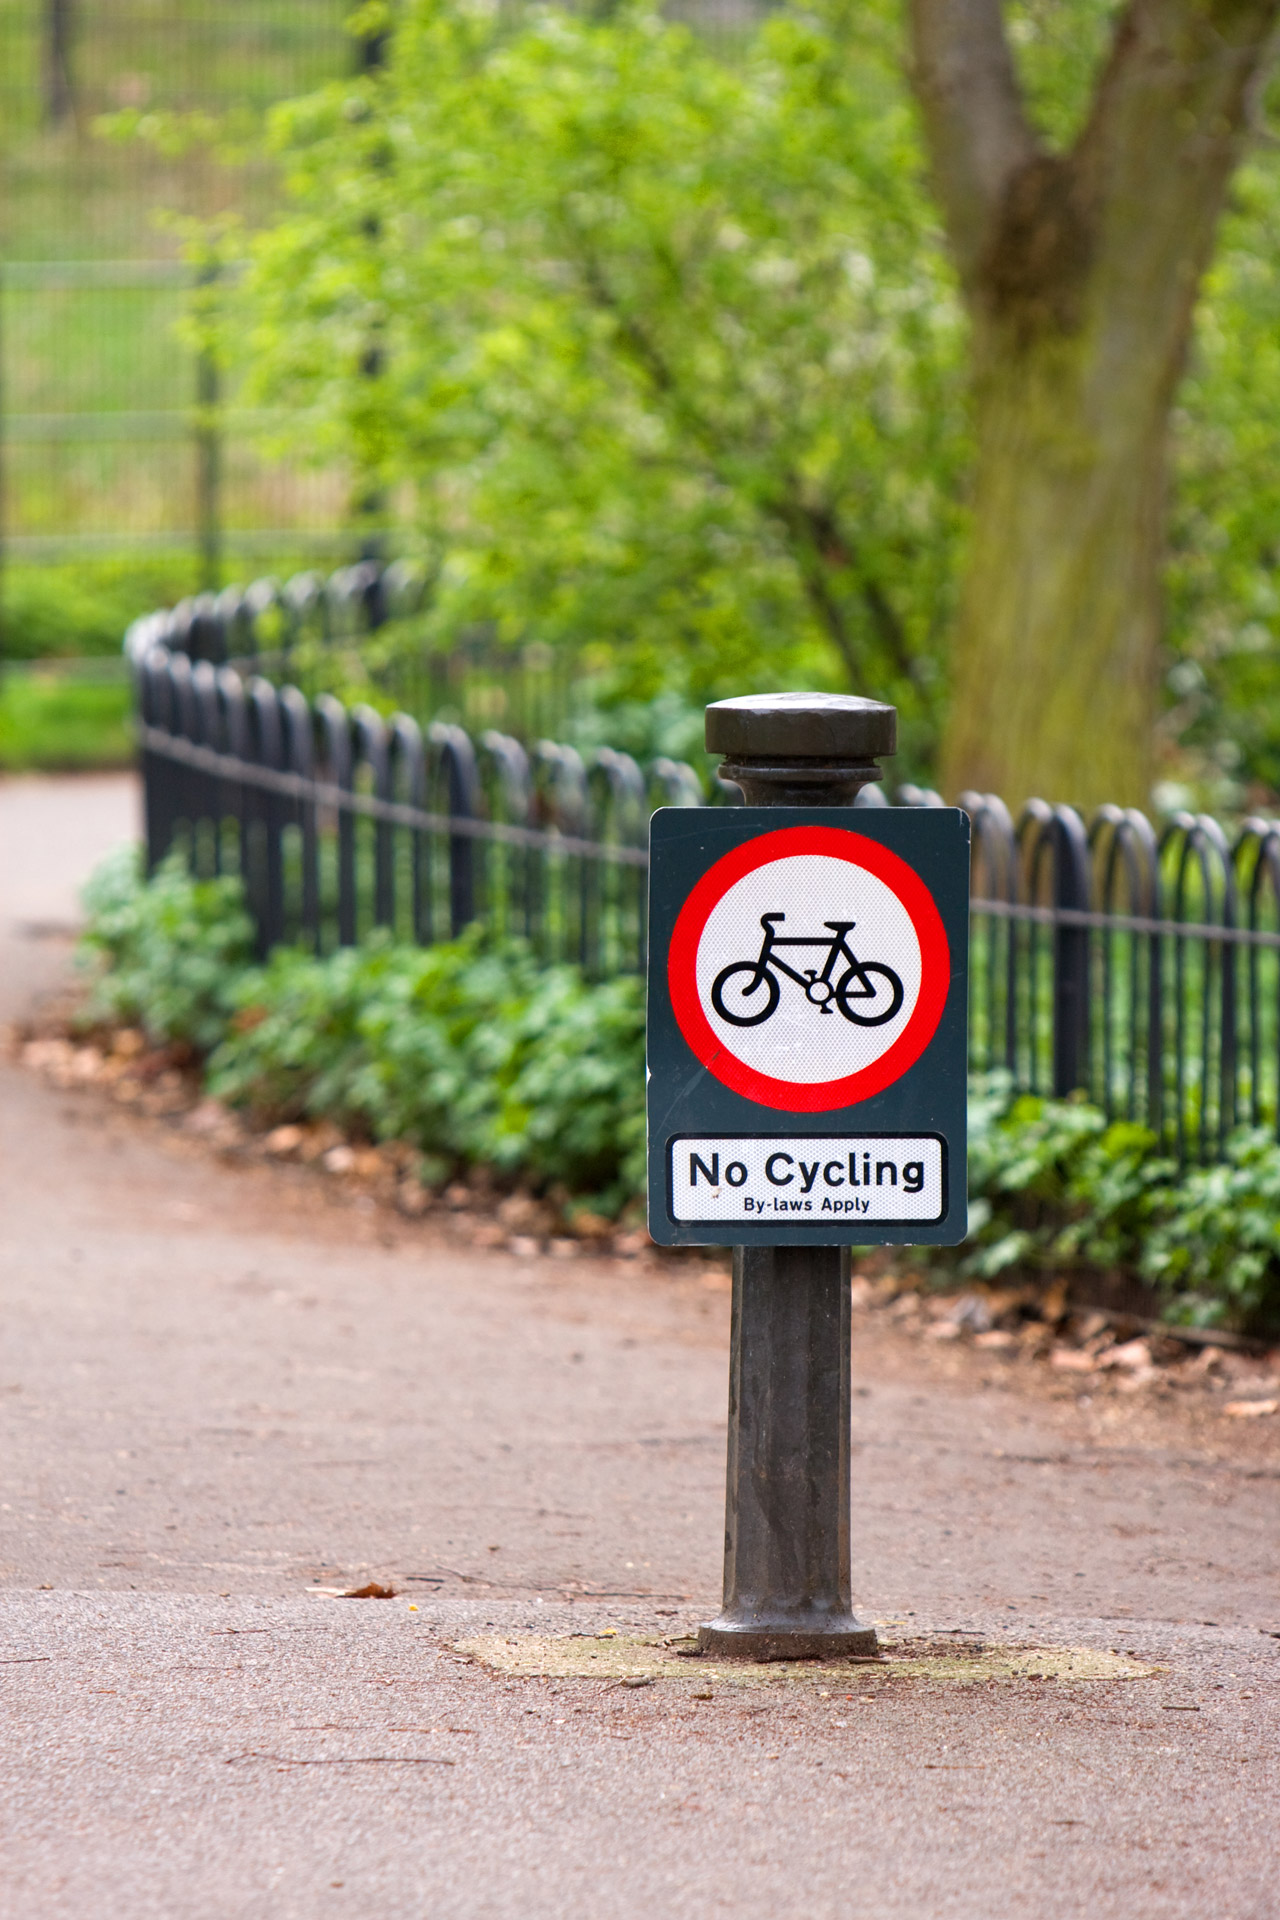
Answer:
138;725;650;868
971;895;1280;951
131;738;1280;940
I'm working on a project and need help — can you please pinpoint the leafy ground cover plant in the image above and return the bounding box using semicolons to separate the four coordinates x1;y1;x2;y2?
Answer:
77;854;644;1210
207;931;645;1207
78;850;256;1053
74;855;1280;1329
962;1076;1280;1331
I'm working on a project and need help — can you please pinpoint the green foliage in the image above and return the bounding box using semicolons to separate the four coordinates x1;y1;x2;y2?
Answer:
962;1077;1170;1280
1141;1131;1280;1327
961;1076;1280;1331
207;929;646;1206
224;0;1280;800
0;667;133;770
238;0;966;774
76;856;1280;1321
78;849;256;1052
2;558;203;661
1166;149;1280;802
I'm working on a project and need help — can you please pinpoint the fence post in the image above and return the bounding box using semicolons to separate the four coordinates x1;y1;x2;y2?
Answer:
246;679;286;956
280;686;319;949
1052;805;1091;1096
194;262;222;595
139;651;174;872
429;723;480;936
316;695;356;946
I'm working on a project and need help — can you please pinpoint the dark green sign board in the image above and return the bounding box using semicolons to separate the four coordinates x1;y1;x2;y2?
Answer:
646;806;969;1247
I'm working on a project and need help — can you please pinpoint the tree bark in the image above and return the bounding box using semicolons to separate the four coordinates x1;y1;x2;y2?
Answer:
912;0;1280;810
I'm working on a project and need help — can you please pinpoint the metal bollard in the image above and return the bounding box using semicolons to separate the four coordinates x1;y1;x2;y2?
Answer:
697;693;896;1661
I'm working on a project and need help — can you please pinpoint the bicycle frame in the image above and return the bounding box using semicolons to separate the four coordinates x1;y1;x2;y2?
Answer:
746;913;860;990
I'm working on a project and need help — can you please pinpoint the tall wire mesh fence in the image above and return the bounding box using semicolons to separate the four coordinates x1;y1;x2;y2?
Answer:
0;0;776;617
0;1;356;604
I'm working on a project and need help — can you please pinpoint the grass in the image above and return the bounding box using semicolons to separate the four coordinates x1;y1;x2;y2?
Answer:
0;661;133;769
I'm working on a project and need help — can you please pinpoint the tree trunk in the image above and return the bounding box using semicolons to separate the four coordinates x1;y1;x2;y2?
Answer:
910;0;1280;810
939;325;1166;809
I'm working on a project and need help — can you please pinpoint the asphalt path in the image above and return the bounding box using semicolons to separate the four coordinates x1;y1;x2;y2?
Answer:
1;774;1277;1918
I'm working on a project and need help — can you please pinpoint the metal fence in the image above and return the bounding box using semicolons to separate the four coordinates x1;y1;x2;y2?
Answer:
129;608;700;986
0;1;358;595
129;566;1280;1166
0;258;354;579
128;558;597;741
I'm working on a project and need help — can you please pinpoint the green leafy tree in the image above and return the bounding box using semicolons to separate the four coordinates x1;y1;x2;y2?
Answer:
237;0;1280;803
240;0;966;768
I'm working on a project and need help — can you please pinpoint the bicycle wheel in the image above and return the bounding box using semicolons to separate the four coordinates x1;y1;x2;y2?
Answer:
835;962;903;1027
711;962;781;1026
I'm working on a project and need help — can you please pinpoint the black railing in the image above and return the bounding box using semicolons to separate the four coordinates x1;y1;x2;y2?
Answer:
127;559;587;743
129;573;1280;1167
130;637;691;984
957;793;1280;1166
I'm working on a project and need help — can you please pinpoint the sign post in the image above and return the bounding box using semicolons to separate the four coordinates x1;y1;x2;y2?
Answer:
646;694;969;1659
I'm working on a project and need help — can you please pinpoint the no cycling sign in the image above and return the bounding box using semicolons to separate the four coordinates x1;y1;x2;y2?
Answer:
647;809;969;1246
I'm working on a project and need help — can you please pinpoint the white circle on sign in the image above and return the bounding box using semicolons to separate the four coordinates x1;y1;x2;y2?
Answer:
694;853;922;1086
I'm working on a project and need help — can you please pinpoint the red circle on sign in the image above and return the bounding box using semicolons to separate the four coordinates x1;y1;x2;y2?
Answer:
667;825;951;1112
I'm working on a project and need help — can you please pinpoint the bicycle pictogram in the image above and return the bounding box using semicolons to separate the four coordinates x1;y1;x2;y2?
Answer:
710;913;905;1029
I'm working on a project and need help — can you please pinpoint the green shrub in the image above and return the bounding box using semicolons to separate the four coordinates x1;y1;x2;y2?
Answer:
959;1074;1280;1332
207;929;646;1206
78;848;256;1052
1141;1131;1280;1327
73;854;1280;1323
3;558;199;661
961;1076;1174;1281
486;969;646;1203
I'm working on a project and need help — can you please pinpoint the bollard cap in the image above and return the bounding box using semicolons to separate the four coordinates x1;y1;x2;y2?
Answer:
706;692;896;763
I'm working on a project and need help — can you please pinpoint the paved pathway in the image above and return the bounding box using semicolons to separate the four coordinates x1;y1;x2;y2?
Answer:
1;775;1277;1918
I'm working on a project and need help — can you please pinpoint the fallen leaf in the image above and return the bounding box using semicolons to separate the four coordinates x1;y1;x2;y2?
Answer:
570;1211;612;1240
1050;1348;1097;1373
1097;1338;1152;1372
342;1582;397;1600
265;1124;303;1157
